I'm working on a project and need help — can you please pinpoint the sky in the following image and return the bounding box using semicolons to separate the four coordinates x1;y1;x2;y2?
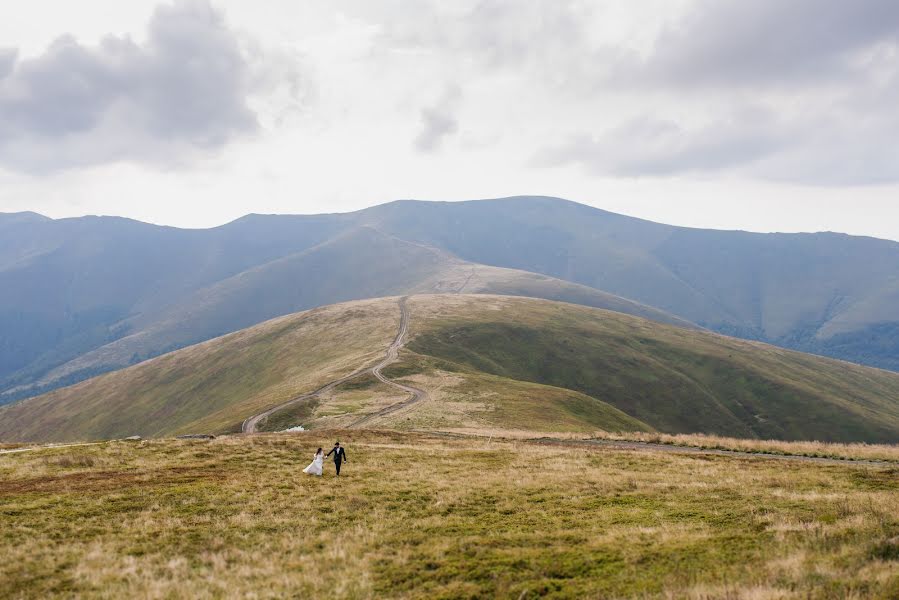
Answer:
1;0;898;240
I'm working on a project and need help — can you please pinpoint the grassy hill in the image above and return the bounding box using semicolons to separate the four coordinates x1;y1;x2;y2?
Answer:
354;198;899;369
25;228;689;399
397;296;899;442
2;295;899;444
0;299;400;442
0;220;689;404
2;431;898;598
5;195;899;405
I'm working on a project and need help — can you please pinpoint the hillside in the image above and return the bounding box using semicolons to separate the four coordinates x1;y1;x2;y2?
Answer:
2;295;899;444
6;227;689;402
4;197;899;408
355;198;899;369
0;299;400;442
397;296;899;442
0;213;692;403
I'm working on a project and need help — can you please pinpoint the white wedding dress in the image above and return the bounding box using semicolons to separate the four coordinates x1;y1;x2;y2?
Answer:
303;452;323;476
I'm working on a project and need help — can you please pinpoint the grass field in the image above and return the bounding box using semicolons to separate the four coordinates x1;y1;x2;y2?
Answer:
2;430;898;599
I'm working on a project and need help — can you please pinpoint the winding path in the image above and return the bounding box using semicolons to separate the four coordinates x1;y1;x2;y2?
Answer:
241;297;428;433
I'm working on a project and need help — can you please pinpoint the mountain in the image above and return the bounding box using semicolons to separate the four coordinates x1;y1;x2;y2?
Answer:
353;198;899;371
2;295;898;444
0;215;688;403
2;196;899;404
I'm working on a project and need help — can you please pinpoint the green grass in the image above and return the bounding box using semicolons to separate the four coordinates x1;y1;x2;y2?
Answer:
1;431;898;598
380;353;653;433
256;398;320;433
0;299;400;443
404;295;899;443
4;294;899;445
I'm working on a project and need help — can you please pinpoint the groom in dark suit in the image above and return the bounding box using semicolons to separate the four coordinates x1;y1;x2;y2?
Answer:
326;441;348;477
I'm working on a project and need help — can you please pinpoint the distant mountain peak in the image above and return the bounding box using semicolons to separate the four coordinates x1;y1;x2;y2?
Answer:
0;211;51;224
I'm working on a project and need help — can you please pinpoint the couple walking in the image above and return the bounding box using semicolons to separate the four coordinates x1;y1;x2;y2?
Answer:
303;441;348;477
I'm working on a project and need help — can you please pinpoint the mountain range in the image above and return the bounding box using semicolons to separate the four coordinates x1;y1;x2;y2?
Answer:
2;196;899;404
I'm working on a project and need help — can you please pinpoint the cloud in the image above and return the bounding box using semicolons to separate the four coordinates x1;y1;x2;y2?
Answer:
530;0;899;185
365;0;600;87
616;0;899;88
535;90;899;186
0;49;15;79
0;0;291;172
534;110;789;177
413;85;461;153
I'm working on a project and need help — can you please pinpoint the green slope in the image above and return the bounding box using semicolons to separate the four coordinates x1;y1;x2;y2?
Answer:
359;197;899;369
0;296;653;443
401;295;899;443
5;196;899;407
0;299;400;442
2;294;898;444
28;227;691;396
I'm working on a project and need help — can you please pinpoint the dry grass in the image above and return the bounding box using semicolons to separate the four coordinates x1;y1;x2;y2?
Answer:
435;428;899;463
2;430;898;599
597;431;899;463
0;298;400;443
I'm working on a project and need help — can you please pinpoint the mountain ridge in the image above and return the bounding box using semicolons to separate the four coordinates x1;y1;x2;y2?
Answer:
2;294;898;444
2;196;899;405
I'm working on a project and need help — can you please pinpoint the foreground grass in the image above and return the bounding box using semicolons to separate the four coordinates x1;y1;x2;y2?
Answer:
2;431;898;599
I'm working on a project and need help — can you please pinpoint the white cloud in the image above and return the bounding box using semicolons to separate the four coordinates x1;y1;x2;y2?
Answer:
0;0;299;172
414;85;461;153
1;0;899;241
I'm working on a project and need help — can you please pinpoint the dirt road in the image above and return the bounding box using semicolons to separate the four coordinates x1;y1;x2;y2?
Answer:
241;297;428;433
349;297;429;426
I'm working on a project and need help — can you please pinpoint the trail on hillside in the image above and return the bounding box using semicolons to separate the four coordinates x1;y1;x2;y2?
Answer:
241;297;428;433
349;297;429;427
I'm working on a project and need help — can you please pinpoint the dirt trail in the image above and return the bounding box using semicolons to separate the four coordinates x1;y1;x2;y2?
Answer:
527;437;896;467
241;297;428;433
349;297;429;427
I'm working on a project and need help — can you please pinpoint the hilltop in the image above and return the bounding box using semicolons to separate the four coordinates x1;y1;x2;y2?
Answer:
4;196;899;404
0;217;690;403
3;295;899;444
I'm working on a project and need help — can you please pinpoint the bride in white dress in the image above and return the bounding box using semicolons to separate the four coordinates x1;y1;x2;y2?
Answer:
303;447;324;476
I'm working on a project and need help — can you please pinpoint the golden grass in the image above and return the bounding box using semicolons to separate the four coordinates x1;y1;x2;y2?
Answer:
2;430;898;598
0;298;400;443
598;431;899;463
431;428;899;463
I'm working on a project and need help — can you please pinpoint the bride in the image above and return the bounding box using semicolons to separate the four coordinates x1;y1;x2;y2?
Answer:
303;447;324;476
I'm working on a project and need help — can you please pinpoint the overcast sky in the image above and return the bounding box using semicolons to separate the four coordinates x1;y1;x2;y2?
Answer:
1;0;898;240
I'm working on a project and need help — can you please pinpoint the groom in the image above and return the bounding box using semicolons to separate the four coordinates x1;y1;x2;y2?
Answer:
326;441;348;477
